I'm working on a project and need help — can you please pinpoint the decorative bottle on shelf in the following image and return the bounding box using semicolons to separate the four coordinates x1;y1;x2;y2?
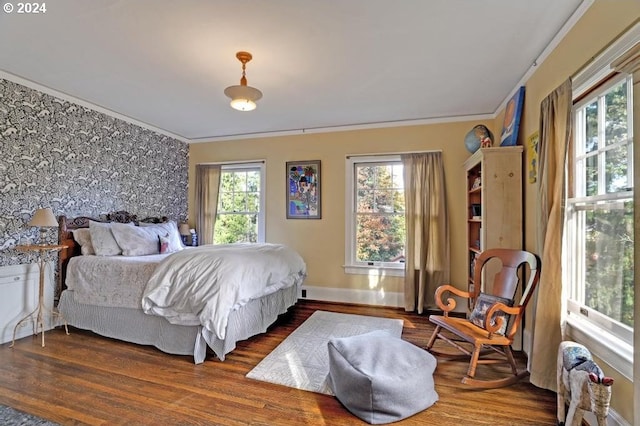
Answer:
190;229;198;246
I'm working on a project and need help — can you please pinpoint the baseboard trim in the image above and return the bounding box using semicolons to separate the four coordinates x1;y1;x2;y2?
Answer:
582;409;629;426
299;285;404;308
298;285;466;314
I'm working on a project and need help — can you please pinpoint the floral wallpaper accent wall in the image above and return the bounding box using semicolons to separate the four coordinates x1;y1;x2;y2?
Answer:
0;79;188;266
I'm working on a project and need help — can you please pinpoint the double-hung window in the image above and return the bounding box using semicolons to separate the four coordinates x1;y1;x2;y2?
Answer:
214;162;265;244
345;155;405;276
566;74;634;360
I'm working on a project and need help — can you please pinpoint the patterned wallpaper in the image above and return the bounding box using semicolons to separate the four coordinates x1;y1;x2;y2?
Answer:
0;78;188;266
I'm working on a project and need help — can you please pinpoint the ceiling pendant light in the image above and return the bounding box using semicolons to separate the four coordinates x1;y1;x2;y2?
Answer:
224;51;263;111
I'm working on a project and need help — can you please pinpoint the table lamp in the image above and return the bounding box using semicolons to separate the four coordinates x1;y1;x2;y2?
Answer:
179;222;191;245
29;207;58;245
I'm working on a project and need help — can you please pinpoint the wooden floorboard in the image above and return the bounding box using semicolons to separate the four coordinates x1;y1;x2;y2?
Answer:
0;300;558;425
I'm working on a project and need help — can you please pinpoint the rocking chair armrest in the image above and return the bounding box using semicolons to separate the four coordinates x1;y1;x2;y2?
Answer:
484;303;523;335
434;284;472;313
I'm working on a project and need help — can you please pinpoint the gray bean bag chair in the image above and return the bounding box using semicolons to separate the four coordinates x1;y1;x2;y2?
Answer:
327;330;438;424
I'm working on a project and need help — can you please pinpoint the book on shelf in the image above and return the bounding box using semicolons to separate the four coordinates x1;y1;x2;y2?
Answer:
469;251;479;280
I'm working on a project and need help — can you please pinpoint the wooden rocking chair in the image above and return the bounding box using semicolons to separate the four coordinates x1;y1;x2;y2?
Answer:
426;248;541;388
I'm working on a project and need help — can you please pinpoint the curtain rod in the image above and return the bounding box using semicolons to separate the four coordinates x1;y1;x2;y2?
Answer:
346;149;442;159
197;159;266;166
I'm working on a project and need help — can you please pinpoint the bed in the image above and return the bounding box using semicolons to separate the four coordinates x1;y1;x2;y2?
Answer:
56;211;306;364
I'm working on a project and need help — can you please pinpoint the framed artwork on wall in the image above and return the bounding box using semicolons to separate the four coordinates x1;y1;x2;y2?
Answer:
286;160;321;219
500;86;525;146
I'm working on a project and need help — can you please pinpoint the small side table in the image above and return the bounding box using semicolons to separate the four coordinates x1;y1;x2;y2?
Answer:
11;244;70;348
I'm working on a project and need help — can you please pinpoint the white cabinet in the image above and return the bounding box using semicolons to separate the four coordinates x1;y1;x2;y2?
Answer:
0;263;54;344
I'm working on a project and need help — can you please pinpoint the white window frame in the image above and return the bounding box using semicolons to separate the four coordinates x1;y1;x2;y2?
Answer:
216;162;266;243
566;70;634;379
344;155;405;277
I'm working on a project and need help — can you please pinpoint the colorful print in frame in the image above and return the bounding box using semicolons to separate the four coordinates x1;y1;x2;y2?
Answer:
500;86;525;146
287;160;321;219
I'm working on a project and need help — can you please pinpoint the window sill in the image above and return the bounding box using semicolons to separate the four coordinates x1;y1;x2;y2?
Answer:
564;313;633;380
343;265;405;277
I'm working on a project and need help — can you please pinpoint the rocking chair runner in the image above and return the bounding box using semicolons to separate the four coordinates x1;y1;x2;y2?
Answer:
426;248;541;388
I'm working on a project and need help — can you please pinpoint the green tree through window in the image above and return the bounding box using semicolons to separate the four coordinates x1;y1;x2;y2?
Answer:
569;76;633;339
214;167;261;244
355;162;405;263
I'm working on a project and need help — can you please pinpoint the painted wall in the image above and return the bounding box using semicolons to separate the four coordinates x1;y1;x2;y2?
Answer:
189;121;479;298
190;2;640;421
495;2;640;423
0;79;188;267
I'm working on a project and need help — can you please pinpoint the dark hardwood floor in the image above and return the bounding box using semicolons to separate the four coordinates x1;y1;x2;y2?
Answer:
0;300;558;425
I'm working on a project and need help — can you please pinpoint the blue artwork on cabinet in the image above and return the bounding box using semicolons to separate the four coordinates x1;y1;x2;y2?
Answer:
500;86;525;146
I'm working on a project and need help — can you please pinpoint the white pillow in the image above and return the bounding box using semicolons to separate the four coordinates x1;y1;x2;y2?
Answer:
89;221;123;256
71;228;95;255
111;222;160;256
139;221;184;253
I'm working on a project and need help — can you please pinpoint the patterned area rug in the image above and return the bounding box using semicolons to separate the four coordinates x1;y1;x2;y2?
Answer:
246;310;404;394
0;405;58;426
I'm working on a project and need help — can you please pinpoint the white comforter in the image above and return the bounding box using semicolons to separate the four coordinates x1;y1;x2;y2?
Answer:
141;243;306;340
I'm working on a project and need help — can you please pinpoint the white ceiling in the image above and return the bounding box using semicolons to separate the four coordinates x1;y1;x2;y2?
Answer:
0;0;586;142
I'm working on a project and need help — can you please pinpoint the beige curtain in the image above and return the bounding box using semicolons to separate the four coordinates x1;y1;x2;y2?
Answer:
529;79;572;391
195;164;221;245
402;152;450;313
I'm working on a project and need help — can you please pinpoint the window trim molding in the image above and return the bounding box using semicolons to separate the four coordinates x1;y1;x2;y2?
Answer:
567;76;634;346
565;26;637;380
344;154;405;276
218;161;266;243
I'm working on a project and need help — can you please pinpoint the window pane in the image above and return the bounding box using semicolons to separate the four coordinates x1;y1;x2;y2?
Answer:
585;101;598;153
236;172;247;191
583;200;634;327
392;164;404;189
353;161;405;265
246;214;258;242
606;145;629;193
375;190;395;213
376;165;394;189
357;189;375;212
214;167;262;244
247;193;259;212
584;154;598;196
356;213;405;263
219;192;233;212
605;80;627;146
393;190;405;213
247;171;260;192
214;213;258;244
357;165;375;189
220;173;234;191
233;193;247;211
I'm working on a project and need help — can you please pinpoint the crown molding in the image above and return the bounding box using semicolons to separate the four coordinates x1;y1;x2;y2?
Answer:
0;70;189;143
